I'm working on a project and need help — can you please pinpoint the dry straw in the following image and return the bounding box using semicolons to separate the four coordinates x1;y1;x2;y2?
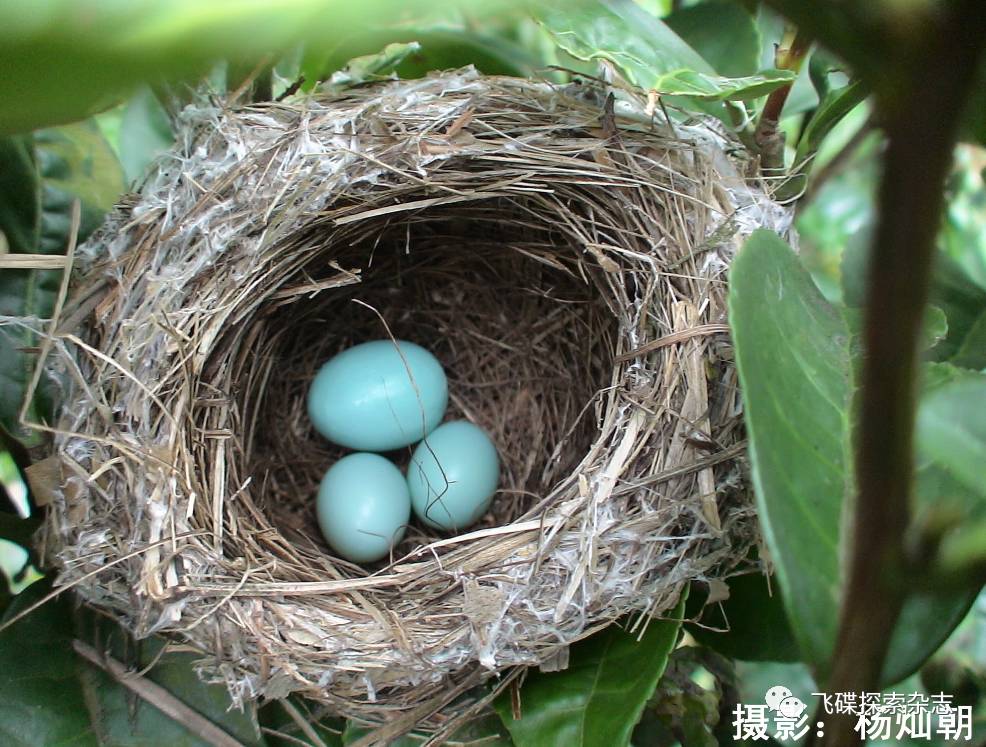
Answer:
17;69;789;737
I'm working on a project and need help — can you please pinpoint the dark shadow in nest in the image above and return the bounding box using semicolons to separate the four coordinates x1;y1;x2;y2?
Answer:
240;208;619;571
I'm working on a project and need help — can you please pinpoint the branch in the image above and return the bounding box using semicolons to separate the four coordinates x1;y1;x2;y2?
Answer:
754;27;811;177
814;2;986;744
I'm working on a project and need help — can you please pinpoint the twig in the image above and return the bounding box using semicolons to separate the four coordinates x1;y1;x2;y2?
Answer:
73;639;247;747
754;27;812;176
814;2;986;744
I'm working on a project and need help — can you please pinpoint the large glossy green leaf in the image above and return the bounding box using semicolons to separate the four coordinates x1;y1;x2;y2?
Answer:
495;596;685;747
0;138;43;441
729;229;852;670
35;122;124;250
797;81;869;162
664;0;761;78
537;0;714;85
730;230;978;686
0;583;95;746
654;68;795;102
537;0;792;113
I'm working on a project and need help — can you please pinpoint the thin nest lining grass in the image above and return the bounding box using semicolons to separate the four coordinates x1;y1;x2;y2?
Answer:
32;70;783;734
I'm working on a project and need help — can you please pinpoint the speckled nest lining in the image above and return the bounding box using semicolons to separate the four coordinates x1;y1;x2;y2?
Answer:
31;69;788;734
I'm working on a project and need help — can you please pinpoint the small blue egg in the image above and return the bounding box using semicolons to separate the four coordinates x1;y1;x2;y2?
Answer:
316;453;411;563
407;420;499;531
307;339;448;451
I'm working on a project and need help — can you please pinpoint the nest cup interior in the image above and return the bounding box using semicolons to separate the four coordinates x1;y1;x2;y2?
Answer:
239;203;616;571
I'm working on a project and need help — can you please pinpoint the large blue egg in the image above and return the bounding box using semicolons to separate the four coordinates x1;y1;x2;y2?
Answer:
316;453;411;563
307;339;448;451
407;420;499;531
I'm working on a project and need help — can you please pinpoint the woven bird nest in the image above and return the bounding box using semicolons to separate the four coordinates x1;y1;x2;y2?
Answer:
34;70;786;732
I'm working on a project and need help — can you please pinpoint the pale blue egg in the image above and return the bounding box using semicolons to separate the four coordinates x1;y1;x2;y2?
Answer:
317;453;411;563
407;421;499;531
307;340;448;451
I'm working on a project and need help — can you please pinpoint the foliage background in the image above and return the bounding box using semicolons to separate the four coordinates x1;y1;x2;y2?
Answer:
1;1;984;745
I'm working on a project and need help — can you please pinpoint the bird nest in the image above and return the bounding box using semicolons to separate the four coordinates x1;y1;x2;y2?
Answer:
28;69;787;735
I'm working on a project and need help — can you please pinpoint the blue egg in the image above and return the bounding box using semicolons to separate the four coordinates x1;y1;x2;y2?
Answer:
307;339;448;451
407;420;499;531
316;453;411;563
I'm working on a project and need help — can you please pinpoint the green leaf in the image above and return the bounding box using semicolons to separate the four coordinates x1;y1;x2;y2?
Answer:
34;122;125;248
781;80;868;199
299;23;540;92
839;229;950;355
0;136;40;255
537;0;714;88
654;68;795;102
929;253;986;361
119;87;175;185
0;539;43;596
632;646;725;747
0;122;123;443
730;231;976;685
392;28;541;79
1;581;268;747
0;137;44;442
323;42;422;89
495;595;686;747
916;374;986;502
537;0;794;116
0;582;95;746
882;589;975;685
755;5;818;118
0;449;31;518
793;81;868;172
686;573;800;662
729;229;852;670
72;610;267;747
951;309;986;370
664;0;761;78
0;511;41;550
0;0;525;134
922;306;949;351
